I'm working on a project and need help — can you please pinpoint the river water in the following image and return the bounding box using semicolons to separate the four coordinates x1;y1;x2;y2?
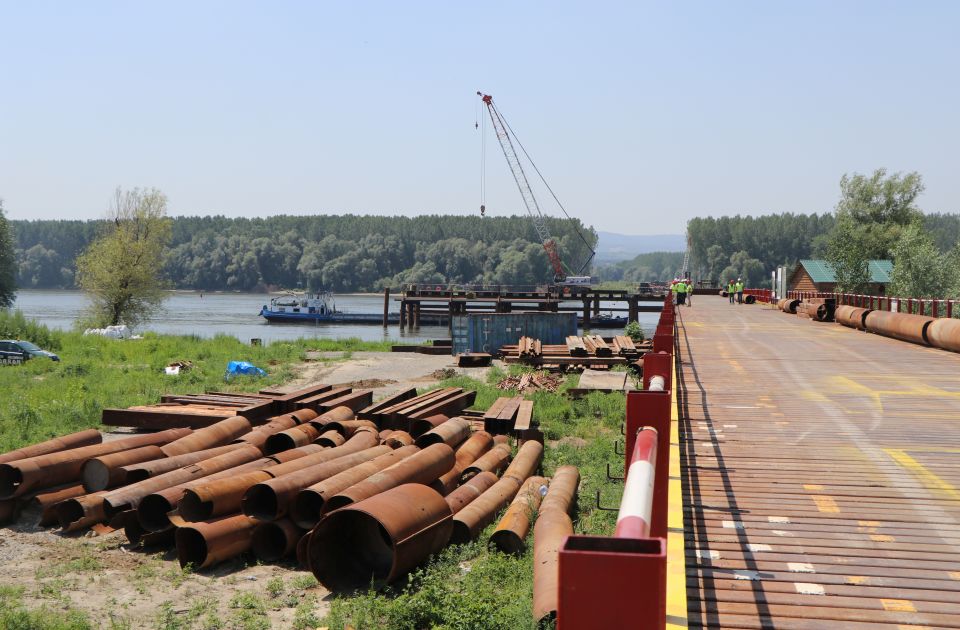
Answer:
12;290;658;344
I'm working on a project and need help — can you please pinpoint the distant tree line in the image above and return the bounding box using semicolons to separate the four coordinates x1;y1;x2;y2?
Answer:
686;209;960;288
10;214;597;292
594;251;684;283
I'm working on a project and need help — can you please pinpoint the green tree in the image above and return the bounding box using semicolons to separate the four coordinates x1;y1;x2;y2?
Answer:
826;169;925;292
75;188;172;327
888;222;947;298
0;200;15;307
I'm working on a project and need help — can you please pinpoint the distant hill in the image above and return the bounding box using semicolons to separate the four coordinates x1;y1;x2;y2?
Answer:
595;231;685;263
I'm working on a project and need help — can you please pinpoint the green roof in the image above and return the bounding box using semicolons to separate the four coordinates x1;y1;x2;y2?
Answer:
798;259;893;284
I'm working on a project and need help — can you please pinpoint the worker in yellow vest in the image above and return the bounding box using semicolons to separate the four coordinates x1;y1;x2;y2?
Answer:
727;280;735;304
676;279;687;306
735;278;744;304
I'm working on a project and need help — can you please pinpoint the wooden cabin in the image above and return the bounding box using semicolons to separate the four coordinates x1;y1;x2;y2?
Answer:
788;259;892;294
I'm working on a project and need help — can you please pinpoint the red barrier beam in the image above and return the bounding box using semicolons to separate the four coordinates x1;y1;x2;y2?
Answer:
615;427;658;539
625;390;670;539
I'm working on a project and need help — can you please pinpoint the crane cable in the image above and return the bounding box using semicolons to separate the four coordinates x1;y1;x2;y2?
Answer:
495;103;595;274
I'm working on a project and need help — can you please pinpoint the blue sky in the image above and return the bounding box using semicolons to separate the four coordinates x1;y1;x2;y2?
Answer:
1;1;957;234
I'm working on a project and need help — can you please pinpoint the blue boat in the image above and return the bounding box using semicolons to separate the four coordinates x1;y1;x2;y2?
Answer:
259;291;401;325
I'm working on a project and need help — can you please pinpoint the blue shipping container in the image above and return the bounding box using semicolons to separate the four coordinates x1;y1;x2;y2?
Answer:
451;312;578;355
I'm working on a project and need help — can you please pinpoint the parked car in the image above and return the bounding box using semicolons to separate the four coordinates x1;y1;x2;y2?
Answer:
0;339;60;365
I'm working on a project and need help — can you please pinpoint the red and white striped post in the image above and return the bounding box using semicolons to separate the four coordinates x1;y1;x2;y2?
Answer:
615;427;658;539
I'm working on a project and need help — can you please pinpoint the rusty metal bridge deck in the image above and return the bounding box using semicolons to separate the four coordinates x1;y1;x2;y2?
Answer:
677;296;960;629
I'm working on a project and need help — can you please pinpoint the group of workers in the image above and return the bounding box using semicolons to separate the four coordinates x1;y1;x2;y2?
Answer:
727;278;745;304
670;278;693;306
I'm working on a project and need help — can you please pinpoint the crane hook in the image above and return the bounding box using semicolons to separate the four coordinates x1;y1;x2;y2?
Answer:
480;204;485;217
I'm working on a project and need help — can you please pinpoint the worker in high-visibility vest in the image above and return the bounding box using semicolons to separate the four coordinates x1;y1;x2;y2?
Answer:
735;278;744;304
683;278;692;307
727;280;735;304
670;279;679;305
676;279;687;306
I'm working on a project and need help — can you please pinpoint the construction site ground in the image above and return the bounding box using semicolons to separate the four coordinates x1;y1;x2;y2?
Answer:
0;350;484;629
678;296;960;628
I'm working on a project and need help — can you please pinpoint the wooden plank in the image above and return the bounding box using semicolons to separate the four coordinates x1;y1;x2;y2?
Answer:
514;400;534;432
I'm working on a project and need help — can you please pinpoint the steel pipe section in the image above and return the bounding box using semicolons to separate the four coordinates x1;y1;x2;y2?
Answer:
532;465;580;624
251;518;303;561
460;443;512;483
175;514;260;569
835;305;871;330
414;418;472;449
81;445;165;492
864;310;934;346
615;427;658;539
120;444;246;484
927;317;960;353
489;475;549;554
308;483;453;591
161;416;252;457
444;471;499;515
0;429;101;465
0;428;190;499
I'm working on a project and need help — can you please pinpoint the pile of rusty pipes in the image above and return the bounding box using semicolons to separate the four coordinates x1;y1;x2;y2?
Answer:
0;395;569;607
834;305;960;352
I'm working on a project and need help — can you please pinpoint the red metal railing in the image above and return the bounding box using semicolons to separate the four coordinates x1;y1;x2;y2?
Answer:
787;291;957;318
557;294;673;629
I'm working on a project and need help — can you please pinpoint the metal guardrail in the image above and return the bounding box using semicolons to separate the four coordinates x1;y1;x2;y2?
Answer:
788;290;958;317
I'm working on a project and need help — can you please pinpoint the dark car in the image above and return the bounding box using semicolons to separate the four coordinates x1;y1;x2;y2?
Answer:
0;339;60;365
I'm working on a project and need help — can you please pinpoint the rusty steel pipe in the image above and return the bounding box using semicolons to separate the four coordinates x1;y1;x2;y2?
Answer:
160;416;252;457
444;471;498;515
81;445;166;492
0;429;102;465
409;413;450;438
492;434;511;446
296;530;311;569
55;491;108;531
103;444;263;519
926;317;960;353
291;445;420;529
461;443;512;483
0;428;190;499
384;431;414;449
502;440;544;484
532;465;580;623
378;429;394;441
307;405;356;428
433;430;494;495
322;443;455;514
251;518;303;561
265;424;322;455
308;483;453;590
489;475;549;554
316;431;347;448
175;514;259;569
120;443;246;484
414;418;471;449
232;409;319;450
242;445;391;521
864;309;935;346
32;483;87;527
835;305;871;330
178;431;379;522
332;420;379;437
450;475;523;544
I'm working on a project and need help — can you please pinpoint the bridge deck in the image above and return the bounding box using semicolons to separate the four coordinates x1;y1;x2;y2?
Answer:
677;296;960;629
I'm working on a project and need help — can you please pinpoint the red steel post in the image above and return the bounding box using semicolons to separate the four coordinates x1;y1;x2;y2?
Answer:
625;391;670;539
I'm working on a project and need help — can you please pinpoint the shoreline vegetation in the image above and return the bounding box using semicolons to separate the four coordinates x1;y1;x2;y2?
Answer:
0;310;625;629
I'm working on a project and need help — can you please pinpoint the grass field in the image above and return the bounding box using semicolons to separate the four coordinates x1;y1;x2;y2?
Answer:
1;315;630;629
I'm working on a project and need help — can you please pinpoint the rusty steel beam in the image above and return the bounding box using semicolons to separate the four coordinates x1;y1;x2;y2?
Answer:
489;475;549;554
81;445;166;492
0;429;102;465
0;428;190;499
321;443;455;515
308;483;453;590
241;445;392;521
290;446;421;528
444;471;498;515
160;416;252;457
175;513;259;569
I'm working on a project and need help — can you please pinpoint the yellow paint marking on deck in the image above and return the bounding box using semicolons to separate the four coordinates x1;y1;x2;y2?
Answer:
858;520;880;527
881;599;917;613
812;495;840;513
803;484;824;491
949;571;960;581
845;575;869;585
884;449;960;500
870;534;895;543
666;348;687;630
